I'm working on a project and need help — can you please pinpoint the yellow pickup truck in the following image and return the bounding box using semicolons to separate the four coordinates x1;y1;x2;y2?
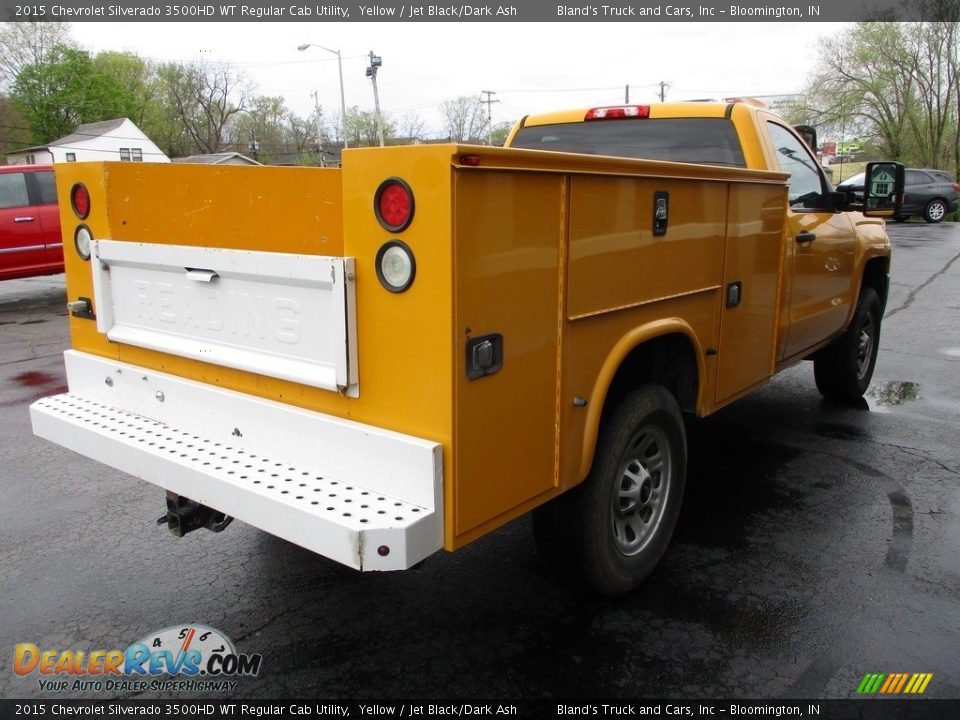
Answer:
31;101;902;595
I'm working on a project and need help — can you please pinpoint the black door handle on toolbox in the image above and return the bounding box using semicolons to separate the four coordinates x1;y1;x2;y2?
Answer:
795;232;816;243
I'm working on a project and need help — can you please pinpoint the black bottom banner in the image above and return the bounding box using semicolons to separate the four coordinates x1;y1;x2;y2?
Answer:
2;699;959;720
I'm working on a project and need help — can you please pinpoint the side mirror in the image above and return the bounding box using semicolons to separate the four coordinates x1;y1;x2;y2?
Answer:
794;125;817;153
862;161;905;218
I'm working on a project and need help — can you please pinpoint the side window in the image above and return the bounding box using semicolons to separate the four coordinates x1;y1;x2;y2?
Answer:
35;171;58;205
0;173;30;210
906;170;931;185
766;122;824;206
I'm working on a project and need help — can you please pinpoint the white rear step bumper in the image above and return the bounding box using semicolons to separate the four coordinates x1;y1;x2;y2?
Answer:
30;351;443;571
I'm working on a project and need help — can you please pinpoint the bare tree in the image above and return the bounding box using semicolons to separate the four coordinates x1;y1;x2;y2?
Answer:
158;61;249;154
288;111;315;153
395;112;427;143
439;96;487;142
0;21;73;91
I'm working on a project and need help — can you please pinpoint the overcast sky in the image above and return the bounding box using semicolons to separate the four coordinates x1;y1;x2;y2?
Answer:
69;22;848;136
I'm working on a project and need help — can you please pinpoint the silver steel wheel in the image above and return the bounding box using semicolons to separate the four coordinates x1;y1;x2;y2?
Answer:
856;311;876;380
926;200;946;222
610;425;672;557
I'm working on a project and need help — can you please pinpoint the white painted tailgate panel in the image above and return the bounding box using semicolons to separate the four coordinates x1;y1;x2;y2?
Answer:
92;240;357;394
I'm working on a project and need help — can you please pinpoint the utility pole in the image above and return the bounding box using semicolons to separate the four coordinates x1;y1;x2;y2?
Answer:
625;84;630;103
296;44;348;151
311;90;326;167
658;81;670;102
481;90;499;145
366;51;385;147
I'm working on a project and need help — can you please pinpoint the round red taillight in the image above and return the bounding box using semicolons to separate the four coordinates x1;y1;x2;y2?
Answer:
71;183;90;220
374;178;414;232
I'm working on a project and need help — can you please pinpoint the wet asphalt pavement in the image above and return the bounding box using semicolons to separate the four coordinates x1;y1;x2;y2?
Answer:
0;222;958;702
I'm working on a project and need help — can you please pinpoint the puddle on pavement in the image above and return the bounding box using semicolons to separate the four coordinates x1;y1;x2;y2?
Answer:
866;381;920;410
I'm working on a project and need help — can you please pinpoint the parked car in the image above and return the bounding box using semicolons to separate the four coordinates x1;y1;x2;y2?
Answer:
838;167;959;223
0;165;63;280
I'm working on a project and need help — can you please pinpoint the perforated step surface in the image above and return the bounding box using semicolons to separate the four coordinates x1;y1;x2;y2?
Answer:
32;392;441;571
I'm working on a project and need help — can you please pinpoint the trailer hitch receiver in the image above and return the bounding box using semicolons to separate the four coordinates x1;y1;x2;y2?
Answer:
159;492;234;537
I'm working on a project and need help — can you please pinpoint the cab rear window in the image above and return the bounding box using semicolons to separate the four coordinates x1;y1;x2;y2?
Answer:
510;118;746;167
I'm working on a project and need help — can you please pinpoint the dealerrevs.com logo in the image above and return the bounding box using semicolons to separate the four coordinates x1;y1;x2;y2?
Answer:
14;624;262;693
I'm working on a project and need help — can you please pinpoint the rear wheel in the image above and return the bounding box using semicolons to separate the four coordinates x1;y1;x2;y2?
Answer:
533;385;686;596
814;287;882;402
924;198;947;223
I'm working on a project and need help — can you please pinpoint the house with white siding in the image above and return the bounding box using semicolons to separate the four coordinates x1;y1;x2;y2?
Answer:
5;118;169;165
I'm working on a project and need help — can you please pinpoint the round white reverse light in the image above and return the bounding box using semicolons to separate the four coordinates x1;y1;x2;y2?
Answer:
376;241;416;293
74;225;93;261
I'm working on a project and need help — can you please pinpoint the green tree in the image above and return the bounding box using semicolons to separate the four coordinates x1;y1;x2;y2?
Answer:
0;96;32;155
489;121;514;146
901;21;957;167
228;95;301;162
92;51;163;129
344;106;394;147
11;44;136;144
806;23;917;161
805;18;960;172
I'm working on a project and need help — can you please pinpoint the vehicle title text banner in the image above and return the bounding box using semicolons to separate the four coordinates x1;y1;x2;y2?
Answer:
0;0;947;22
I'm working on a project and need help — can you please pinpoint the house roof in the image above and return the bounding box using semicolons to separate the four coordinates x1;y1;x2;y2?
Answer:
11;118;130;153
48;118;128;147
172;152;262;165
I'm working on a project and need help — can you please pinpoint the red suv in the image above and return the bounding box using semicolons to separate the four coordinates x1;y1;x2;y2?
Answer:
0;165;63;280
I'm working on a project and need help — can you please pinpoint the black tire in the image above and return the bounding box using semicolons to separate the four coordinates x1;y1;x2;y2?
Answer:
814;287;882;402
924;198;947;223
534;385;687;596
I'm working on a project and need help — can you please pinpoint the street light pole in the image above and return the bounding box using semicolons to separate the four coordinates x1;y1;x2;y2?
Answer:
366;51;385;147
311;90;325;167
297;43;349;153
